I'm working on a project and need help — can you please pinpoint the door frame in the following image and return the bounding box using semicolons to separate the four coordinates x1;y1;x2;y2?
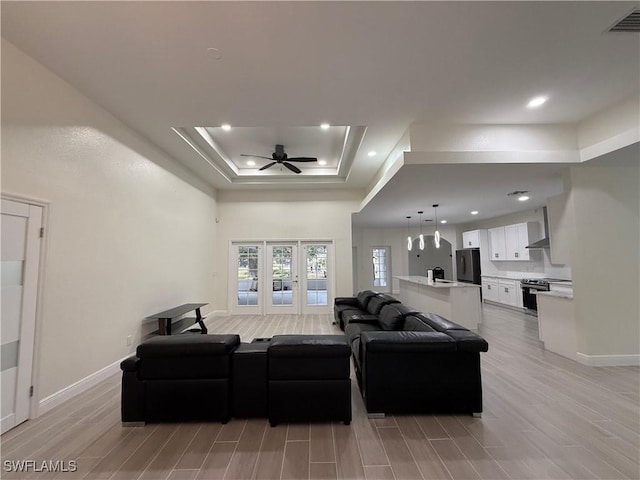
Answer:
228;239;334;315
1;193;49;426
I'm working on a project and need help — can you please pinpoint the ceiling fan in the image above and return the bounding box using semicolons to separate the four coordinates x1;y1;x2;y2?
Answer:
241;144;317;174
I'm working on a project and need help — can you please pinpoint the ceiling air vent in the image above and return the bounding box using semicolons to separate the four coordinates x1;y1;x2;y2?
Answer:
609;9;640;32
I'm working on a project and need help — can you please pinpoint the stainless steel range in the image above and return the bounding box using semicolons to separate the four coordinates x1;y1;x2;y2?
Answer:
520;278;570;312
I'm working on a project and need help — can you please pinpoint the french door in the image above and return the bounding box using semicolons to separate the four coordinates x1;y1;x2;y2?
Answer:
266;244;298;314
230;241;332;315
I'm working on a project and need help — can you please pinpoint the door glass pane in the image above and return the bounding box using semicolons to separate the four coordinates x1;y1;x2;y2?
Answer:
372;248;388;287
305;245;328;305
272;246;293;305
237;246;259;306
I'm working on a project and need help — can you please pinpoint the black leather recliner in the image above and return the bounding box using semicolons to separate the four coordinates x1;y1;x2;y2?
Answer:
120;334;240;424
267;335;352;426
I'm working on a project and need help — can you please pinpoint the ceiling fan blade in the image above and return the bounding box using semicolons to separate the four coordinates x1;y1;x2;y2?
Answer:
241;154;273;160
259;161;277;171
283;162;302;174
287;157;318;162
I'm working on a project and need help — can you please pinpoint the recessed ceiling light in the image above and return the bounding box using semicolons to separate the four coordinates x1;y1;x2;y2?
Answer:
527;96;547;108
246;160;255;166
518;195;530;202
320;123;330;130
318;159;327;166
221;124;231;131
440;220;447;224
471;211;479;215
368;151;377;157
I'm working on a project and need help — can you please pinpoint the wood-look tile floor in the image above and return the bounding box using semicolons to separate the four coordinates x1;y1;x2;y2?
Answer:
2;305;639;479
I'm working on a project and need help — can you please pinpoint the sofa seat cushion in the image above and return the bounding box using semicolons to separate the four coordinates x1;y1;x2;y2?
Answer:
403;315;438;332
445;330;489;352
411;312;468;332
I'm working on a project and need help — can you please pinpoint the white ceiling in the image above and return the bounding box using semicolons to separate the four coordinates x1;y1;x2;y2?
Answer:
2;1;638;225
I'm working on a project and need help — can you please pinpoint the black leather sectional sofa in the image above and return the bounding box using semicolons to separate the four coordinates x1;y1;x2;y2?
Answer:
121;334;351;426
334;291;489;416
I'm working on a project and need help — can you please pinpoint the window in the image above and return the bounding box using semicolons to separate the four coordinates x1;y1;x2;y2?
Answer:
372;247;390;288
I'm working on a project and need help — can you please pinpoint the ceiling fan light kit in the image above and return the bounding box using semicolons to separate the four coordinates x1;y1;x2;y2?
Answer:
241;144;318;174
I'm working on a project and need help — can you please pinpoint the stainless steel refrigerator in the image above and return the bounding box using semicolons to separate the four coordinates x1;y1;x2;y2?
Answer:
456;248;481;284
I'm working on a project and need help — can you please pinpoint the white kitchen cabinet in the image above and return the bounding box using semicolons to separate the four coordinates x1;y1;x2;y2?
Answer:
488;227;506;260
482;278;500;302
489;222;539;261
498;279;519;306
462;230;481;249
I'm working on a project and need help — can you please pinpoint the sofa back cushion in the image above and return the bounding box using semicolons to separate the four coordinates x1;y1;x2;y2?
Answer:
403;315;437;332
366;294;400;315
357;290;378;310
378;304;405;331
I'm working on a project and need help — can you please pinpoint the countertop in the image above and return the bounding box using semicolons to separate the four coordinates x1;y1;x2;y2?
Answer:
395;276;481;289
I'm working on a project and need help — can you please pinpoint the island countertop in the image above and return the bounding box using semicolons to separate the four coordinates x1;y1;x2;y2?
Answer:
394;276;481;289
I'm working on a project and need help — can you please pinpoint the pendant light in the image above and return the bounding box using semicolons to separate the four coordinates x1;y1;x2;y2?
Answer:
406;216;412;251
433;204;441;249
418;211;425;250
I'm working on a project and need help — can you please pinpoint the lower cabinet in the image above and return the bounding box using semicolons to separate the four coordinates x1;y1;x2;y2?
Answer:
498;279;519;306
481;279;499;302
482;277;523;308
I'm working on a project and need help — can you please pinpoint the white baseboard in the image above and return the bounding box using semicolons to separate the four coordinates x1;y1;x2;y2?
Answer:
38;355;128;416
576;352;640;367
1;413;16;434
209;310;229;317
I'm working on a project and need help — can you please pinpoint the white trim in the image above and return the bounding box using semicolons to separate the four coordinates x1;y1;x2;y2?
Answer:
1;414;16;434
38;355;128;415
575;352;640;367
579;128;640;163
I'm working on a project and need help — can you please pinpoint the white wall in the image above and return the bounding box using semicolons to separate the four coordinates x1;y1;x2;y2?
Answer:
566;144;639;357
215;189;361;311
1;40;218;400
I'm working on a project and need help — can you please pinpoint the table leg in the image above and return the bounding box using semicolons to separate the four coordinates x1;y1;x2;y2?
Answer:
166;319;172;335
195;308;207;334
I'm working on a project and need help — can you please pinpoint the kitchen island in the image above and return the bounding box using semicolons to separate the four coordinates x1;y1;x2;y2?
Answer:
394;276;482;330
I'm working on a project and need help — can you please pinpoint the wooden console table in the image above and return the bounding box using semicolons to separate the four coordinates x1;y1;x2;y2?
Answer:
147;303;208;335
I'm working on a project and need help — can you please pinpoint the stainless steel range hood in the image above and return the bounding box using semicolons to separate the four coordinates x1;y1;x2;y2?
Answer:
526;207;550;249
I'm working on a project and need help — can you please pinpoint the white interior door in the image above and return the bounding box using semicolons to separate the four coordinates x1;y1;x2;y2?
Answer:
266;244;299;314
1;199;42;433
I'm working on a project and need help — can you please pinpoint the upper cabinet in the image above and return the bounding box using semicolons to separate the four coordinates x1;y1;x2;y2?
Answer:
488;227;507;260
489;222;539;261
462;229;481;248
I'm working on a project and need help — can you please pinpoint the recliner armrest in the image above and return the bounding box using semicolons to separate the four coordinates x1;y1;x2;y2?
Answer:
361;331;456;354
444;330;489;352
334;297;359;306
120;355;140;372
